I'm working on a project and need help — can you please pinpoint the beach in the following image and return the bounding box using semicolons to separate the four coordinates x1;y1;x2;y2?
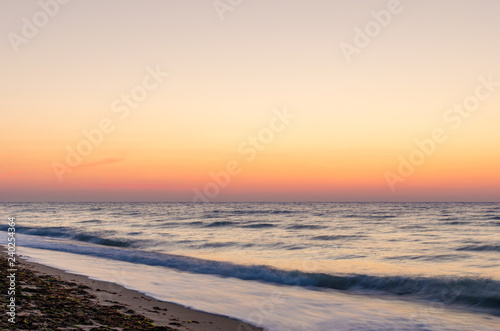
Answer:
1;251;261;331
2;202;500;330
3;0;500;328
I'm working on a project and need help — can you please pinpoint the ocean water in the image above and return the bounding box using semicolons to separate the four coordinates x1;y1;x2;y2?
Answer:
1;202;500;330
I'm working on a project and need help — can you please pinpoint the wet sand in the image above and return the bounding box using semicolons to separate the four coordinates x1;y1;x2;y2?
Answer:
0;250;262;330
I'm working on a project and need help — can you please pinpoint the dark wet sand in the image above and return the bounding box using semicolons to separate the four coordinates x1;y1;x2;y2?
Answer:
1;251;262;330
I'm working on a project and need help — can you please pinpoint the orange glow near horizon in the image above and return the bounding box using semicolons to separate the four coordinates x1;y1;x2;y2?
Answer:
1;1;500;202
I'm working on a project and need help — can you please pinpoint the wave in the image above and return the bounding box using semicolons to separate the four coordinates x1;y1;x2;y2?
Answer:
311;235;366;241
17;236;500;313
288;224;327;230
398;225;428;230
367;213;397;219
205;209;295;217
287;246;306;250
197;242;238;248
439;217;459;220
385;254;470;261
186;221;204;226
1;225;132;248
241;223;276;228
457;245;500;252
79;219;102;224
205;221;238;227
158;221;183;227
444;221;471;225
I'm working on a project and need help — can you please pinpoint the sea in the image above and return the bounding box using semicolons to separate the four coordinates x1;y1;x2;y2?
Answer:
1;202;499;330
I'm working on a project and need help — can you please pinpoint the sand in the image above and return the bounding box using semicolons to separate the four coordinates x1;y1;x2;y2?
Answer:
1;251;262;330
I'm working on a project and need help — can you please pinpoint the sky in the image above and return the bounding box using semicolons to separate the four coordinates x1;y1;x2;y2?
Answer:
1;0;500;202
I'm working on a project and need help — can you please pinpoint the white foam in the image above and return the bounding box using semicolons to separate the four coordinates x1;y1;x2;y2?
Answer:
19;246;500;331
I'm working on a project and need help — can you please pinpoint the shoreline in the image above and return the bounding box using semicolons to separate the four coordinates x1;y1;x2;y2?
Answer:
1;250;262;330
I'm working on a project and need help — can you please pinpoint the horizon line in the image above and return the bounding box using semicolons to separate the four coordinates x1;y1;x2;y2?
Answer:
2;201;499;204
